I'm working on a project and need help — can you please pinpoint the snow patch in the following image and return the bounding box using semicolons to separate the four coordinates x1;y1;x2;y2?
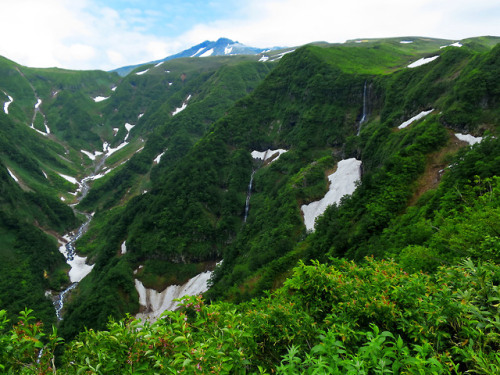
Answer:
455;133;483;145
121;241;127;255
136;69;149;75
111;86;117;92
138;113;144;119
93;96;109;102
259;55;269;62
7;168;19;183
58;173;78;185
42;170;48;179
224;46;233;55
35;98;42;109
135;270;212;322
269;50;296;62
172;94;191;116
113;128;119;136
168;82;173;86
154;61;164;68
440;42;463;49
199;48;214;57
251;149;288;162
301;158;362;232
154;151;165;164
400;40;413;44
398;109;434;129
407;56;439;68
58;239;94;283
3;92;13;114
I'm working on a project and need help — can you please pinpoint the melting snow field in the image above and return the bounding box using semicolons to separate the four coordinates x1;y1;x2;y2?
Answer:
3;92;13;114
398;109;434;129
58;237;94;283
302;158;362;232
251;149;288;162
135;270;213;322
408;56;439;68
58;173;78;185
441;42;462;49
172;95;192;116
455;133;483;145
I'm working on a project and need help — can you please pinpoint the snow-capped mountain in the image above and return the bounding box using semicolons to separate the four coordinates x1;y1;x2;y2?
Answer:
113;38;282;76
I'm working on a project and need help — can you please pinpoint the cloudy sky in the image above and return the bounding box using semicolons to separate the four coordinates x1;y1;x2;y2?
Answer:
0;0;498;71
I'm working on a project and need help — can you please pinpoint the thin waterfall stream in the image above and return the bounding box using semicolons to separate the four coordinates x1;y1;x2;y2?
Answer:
357;81;368;136
243;170;255;223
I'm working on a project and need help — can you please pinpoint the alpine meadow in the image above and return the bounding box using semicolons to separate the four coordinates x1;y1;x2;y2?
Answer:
0;36;499;374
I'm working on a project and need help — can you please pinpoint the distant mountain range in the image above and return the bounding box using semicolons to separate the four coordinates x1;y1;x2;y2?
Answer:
112;37;283;76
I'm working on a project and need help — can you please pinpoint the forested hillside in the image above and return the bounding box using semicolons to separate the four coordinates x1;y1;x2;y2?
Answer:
0;36;499;373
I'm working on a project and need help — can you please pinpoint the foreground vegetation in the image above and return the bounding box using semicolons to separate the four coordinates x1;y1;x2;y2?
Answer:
1;257;498;373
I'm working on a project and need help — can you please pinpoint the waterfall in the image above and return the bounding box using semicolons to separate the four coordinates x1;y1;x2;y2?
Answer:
357;81;368;136
243;171;255;222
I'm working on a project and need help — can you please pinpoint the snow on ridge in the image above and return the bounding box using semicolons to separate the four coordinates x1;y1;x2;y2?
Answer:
455;133;483;145
136;68;149;75
199;48;214;57
224;45;233;55
135;270;213;322
407;55;439;68
251;149;288;162
172;94;192;116
7;168;19;183
400;40;413;44
190;47;205;57
398;109;434;129
269;50;296;62
3;92;13;114
93;96;109;102
440;42;462;49
301;158;362;232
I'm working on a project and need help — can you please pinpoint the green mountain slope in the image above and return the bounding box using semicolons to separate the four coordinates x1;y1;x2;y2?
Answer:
55;37;500;339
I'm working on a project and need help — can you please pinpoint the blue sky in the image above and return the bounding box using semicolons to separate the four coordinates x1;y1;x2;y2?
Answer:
0;0;499;71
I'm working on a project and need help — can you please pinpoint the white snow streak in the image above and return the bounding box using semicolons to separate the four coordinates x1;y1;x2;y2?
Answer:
172;95;192;116
121;241;127;255
455;133;483;145
93;96;109;102
259;55;269;62
3;92;13;114
407;56;439;68
135;270;212;322
35;98;42;109
154;151;165;164
199;48;214;57
301;158;362;232
400;40;413;44
7;168;19;183
398;109;434;129
58;173;78;185
111;86;117;92
136;69;149;75
155;61;164;68
224;46;233;55
190;47;205;57
440;42;463;49
269;50;295;62
251;149;288;162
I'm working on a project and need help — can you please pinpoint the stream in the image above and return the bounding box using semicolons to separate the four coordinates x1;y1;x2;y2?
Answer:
52;156;106;320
